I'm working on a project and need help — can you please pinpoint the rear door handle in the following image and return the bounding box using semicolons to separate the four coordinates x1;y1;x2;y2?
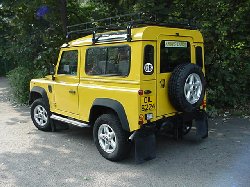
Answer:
160;79;165;88
69;90;76;94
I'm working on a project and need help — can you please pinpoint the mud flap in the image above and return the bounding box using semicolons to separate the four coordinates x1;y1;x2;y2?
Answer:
133;129;156;164
195;111;208;139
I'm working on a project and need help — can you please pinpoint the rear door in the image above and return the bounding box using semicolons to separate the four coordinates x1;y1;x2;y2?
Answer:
156;35;194;117
140;42;157;121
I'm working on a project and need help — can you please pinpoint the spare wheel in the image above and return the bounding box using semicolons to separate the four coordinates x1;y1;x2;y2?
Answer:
168;63;205;112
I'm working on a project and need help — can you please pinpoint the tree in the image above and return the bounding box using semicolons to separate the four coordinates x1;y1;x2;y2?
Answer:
58;0;67;35
1;0;249;109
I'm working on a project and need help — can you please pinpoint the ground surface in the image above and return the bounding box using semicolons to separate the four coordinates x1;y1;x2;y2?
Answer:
0;77;250;187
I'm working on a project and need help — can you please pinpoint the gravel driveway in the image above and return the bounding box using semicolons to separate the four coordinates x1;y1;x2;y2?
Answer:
0;77;250;187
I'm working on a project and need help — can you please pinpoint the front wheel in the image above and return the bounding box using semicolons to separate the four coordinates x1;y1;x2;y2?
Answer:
31;98;52;131
93;114;131;161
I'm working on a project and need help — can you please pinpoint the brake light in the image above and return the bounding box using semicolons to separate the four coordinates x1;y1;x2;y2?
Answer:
138;90;143;96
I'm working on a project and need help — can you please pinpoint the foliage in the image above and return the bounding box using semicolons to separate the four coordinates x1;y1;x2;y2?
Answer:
0;0;250;110
7;67;46;103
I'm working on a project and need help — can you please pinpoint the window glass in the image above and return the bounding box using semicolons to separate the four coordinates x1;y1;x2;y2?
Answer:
143;45;154;75
86;48;107;75
86;45;130;76
196;46;203;68
57;50;78;75
160;41;191;73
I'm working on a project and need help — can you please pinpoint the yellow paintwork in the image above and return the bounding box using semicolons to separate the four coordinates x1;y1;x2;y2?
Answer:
30;26;205;132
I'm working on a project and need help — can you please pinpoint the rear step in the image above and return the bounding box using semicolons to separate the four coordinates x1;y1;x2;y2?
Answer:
50;114;90;128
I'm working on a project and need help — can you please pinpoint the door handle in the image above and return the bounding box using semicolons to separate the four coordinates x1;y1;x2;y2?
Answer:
144;90;152;94
69;90;76;94
160;79;165;88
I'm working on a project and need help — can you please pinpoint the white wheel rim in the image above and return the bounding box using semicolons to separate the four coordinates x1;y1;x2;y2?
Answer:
98;124;117;154
34;105;48;127
184;73;202;104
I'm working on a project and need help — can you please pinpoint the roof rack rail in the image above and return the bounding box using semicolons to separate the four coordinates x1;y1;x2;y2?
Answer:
66;12;197;44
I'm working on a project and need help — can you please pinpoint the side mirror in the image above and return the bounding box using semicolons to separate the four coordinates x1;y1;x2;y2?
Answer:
50;64;55;81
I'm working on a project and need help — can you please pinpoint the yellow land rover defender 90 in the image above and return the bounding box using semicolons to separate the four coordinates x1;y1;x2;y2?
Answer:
29;13;208;162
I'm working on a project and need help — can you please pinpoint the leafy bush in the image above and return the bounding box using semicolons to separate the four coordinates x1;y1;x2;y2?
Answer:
1;0;250;110
7;67;47;103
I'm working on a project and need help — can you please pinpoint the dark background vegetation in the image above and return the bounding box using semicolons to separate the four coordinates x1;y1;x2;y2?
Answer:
0;0;249;111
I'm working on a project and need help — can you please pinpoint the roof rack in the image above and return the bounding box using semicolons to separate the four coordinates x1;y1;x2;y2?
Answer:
66;12;197;44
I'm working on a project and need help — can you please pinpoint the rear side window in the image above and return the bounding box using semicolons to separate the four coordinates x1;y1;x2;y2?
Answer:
196;46;203;68
143;45;154;75
160;41;191;73
57;50;78;75
86;45;130;76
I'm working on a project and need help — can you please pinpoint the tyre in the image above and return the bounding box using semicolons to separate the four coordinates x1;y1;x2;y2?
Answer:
168;63;205;112
93;114;131;161
31;98;52;131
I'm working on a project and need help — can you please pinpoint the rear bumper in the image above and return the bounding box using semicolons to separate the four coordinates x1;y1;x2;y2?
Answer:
142;109;207;128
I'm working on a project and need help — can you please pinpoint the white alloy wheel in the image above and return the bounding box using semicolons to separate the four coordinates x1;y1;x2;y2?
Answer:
34;105;48;127
184;73;202;104
98;124;117;154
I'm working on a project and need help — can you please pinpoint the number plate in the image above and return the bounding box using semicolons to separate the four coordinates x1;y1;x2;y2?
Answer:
141;96;156;112
165;41;188;48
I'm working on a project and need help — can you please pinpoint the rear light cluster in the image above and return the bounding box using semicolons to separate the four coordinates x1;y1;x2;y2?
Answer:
202;100;206;109
139;113;153;125
139;114;144;125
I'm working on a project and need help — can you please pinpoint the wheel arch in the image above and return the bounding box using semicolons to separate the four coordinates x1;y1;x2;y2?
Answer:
29;86;50;108
89;98;130;132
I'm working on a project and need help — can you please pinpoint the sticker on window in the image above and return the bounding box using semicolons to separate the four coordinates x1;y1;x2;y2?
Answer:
165;41;188;48
144;63;154;73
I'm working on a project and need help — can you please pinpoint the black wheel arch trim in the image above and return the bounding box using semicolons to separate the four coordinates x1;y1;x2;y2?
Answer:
90;98;130;132
29;86;50;108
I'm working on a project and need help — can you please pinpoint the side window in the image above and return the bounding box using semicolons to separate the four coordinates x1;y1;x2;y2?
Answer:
196;46;203;68
57;50;78;75
85;47;107;75
143;45;154;75
85;45;130;76
160;41;191;73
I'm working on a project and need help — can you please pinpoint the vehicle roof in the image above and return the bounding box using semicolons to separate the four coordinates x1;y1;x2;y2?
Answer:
66;26;203;47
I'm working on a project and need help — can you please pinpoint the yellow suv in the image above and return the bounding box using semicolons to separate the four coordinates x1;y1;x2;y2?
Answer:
29;13;208;162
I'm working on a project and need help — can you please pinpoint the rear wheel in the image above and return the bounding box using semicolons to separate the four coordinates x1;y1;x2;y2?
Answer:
93;114;131;161
31;98;52;131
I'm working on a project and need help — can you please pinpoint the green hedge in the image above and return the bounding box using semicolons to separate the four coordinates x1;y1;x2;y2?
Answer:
7;67;46;103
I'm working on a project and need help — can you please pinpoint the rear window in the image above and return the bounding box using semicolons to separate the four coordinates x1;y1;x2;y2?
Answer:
160;40;191;73
85;45;130;76
143;45;154;75
196;46;203;68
